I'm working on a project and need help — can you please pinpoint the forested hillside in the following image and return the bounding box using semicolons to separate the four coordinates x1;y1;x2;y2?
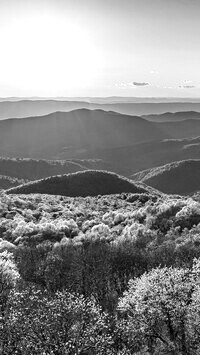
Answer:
0;156;106;179
0;175;26;189
2;191;200;353
132;159;200;195
6;170;150;197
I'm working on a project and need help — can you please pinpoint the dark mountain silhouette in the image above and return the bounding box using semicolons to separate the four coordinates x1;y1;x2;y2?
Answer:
104;103;200;116
131;159;200;195
2;99;200;119
156;119;200;139
0;157;107;180
6;170;149;197
0;100;91;119
143;111;200;122
0;109;167;158
58;136;200;177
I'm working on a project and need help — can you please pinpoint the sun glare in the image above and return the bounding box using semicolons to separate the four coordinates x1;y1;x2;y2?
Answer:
0;13;100;94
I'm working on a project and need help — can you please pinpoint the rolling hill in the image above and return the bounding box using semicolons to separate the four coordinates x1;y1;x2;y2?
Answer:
0;157;107;180
1;135;200;181
6;170;150;197
131;159;200;195
143;111;200;122
69;136;200;177
0;109;167;159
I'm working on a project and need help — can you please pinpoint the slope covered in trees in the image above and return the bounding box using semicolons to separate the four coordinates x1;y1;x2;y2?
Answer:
1;134;200;180
6;170;150;197
0;156;106;180
1;192;200;353
85;136;200;176
0;175;27;190
132;159;200;195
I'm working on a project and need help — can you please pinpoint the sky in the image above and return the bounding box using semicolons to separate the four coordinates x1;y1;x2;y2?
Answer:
0;0;200;97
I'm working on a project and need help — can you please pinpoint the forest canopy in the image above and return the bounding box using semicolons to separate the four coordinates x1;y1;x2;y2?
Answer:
1;191;200;353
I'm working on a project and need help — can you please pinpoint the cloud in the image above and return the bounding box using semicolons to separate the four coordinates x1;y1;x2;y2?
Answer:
132;81;150;86
115;82;135;89
179;80;197;89
116;81;200;90
179;85;196;89
115;81;151;89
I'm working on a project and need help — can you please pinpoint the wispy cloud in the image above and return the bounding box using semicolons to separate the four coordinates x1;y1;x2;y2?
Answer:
179;85;196;89
115;81;150;89
179;80;197;89
115;80;199;90
132;81;150;86
115;82;135;89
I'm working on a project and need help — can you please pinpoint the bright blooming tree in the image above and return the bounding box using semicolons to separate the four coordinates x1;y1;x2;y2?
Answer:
6;288;114;355
0;251;19;353
118;259;200;354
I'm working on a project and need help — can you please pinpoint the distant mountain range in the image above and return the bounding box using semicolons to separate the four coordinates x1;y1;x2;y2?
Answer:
2;108;200;160
2;99;200;119
6;170;150;197
1;108;200;176
131;159;200;195
2;97;200;103
0;109;168;159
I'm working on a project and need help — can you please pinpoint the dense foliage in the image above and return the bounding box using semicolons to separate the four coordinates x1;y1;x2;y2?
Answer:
6;170;149;197
1;191;200;353
0;156;107;189
132;159;200;195
0;175;27;190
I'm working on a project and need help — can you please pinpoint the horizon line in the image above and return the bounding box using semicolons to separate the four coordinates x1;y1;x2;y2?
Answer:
1;96;200;100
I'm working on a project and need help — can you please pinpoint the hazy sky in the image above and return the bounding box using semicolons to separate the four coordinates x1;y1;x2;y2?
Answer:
1;0;200;97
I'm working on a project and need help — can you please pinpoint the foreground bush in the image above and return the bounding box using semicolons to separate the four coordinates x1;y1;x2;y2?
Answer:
118;259;200;354
1;253;200;354
0;251;19;354
5;286;114;355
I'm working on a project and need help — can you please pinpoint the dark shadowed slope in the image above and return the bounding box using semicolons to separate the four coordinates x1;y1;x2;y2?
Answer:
71;136;200;177
131;159;200;195
156;119;200;139
2;100;200;119
0;175;26;189
6;170;149;197
0;157;104;180
143;111;200;122
0;109;167;158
